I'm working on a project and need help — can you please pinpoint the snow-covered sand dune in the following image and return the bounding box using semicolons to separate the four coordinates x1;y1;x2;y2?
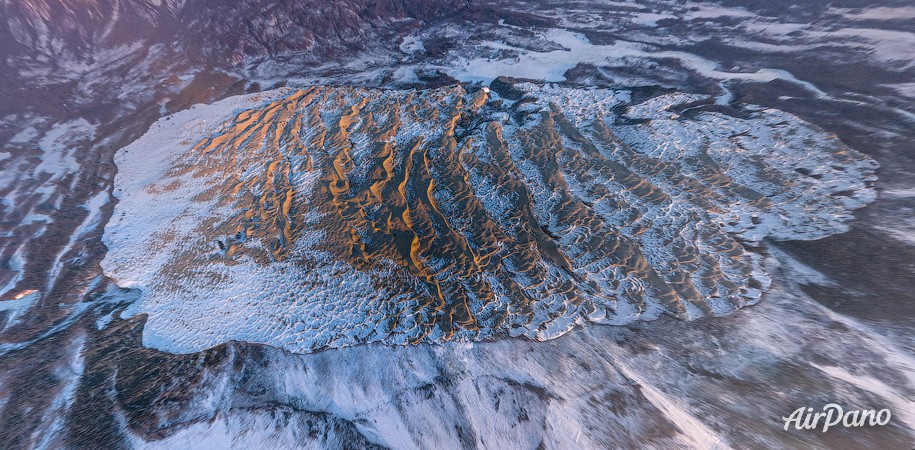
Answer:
102;82;877;354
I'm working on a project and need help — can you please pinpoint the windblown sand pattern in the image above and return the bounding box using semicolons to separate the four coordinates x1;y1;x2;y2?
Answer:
102;84;877;353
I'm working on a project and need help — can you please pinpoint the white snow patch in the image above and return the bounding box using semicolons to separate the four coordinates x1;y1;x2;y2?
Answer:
47;190;109;289
883;83;915;99
0;290;39;330
36;119;96;178
844;6;915;21
9;126;39;144
812;363;915;431
445;29;828;98
399;35;425;54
